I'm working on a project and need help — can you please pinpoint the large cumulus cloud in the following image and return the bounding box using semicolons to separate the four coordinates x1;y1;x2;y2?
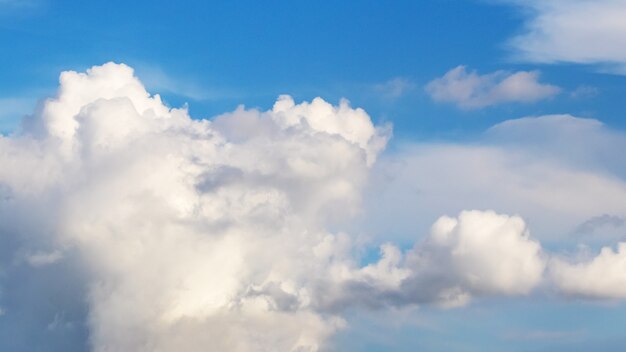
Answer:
2;62;390;351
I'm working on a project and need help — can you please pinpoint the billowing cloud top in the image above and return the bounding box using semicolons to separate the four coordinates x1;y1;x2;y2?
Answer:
2;62;395;351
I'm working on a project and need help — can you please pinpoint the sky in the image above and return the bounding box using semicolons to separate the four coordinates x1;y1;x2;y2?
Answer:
1;0;626;351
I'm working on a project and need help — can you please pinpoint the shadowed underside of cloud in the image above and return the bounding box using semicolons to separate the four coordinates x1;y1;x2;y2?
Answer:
0;63;625;351
425;66;560;109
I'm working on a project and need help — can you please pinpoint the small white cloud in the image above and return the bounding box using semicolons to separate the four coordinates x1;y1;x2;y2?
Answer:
425;65;560;109
550;243;626;299
403;210;545;307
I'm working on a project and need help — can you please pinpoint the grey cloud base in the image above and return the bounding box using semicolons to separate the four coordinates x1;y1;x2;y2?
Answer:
0;63;624;351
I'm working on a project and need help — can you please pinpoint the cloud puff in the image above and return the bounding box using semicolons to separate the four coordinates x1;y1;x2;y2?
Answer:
1;62;625;351
413;211;544;297
425;66;560;109
507;0;626;68
316;210;546;311
550;243;626;299
400;210;545;308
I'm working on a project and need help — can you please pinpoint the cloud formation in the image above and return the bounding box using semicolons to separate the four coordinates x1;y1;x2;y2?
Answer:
2;62;399;351
508;0;626;69
318;210;546;312
425;66;560;109
0;63;625;351
399;210;545;308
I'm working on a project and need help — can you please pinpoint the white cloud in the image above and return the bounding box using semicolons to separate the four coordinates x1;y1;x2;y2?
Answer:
403;210;545;307
550;243;626;299
0;62;392;351
420;211;544;295
507;0;626;69
358;114;626;302
317;210;547;311
425;66;560;109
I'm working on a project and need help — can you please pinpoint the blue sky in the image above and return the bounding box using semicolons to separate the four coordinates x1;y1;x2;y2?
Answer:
3;0;626;137
2;1;626;351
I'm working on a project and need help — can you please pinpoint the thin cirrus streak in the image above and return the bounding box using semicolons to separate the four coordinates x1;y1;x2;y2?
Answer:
0;62;624;351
